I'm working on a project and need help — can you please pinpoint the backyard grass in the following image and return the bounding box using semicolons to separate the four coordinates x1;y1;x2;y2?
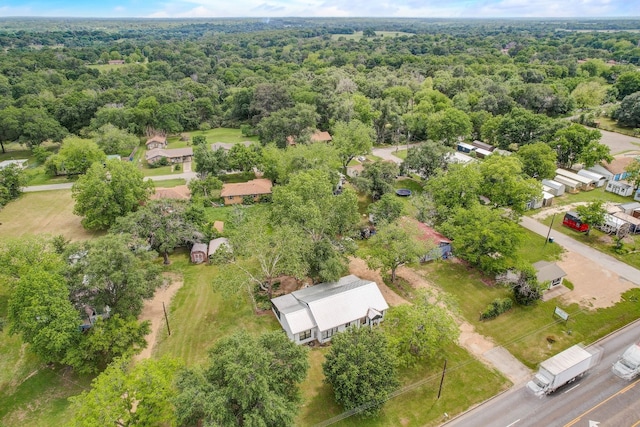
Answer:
539;215;640;270
153;254;280;365
595;117;640;138
188;127;260;144
393;149;408;160
0;190;99;242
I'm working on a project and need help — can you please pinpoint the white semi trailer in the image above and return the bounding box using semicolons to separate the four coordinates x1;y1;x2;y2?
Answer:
527;344;599;396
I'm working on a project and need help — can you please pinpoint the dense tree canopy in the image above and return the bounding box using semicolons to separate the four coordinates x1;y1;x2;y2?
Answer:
323;327;399;417
174;331;309;427
72;159;154;230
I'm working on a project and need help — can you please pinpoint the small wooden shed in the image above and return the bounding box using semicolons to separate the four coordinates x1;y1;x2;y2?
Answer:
190;243;208;264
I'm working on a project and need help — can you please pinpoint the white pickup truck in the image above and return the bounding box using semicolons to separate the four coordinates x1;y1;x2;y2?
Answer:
612;341;640;381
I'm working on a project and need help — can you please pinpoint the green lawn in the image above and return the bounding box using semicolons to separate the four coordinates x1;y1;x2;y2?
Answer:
188;128;260;144
417;258;640;368
516;228;564;263
394;149;408;160
153;253;279;365
0;190;99;242
298;343;509;427
331;31;415;41
549;185;632;207
152;178;186;188
595;117;640;138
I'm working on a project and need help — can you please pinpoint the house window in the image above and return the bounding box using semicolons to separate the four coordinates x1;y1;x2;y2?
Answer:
228;196;233;200
299;329;311;340
360;317;367;325
321;327;339;339
551;278;561;287
271;303;281;320
345;322;351;328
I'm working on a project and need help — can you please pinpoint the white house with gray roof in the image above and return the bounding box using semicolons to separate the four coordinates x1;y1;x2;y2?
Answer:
270;275;389;345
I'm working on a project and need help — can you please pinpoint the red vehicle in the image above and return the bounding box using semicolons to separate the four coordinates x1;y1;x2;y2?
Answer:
563;211;589;232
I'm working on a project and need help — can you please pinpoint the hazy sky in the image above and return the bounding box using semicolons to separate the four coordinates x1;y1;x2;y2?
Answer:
0;0;637;18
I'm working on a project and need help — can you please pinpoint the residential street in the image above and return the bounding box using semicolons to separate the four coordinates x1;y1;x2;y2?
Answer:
371;143;419;164
22;171;198;193
520;216;640;286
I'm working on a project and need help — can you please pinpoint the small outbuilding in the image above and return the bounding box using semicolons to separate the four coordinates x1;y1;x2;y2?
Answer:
208;237;231;259
190;243;208;264
457;142;476;154
613;212;640;234
414;221;453;261
541;179;565;197
636;188;640;202
598;214;628;235
577;169;606;188
474;148;493;159
145;135;167;150
620;202;640;215
471;140;495;152
587;165;614;181
533;261;567;289
555;168;594;190
554;175;580;193
606;181;634;197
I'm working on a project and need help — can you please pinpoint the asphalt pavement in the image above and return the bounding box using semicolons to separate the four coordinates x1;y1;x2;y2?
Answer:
22;171;198;192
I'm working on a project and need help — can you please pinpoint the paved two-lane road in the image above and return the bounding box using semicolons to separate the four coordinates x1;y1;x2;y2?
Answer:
22;171;198;193
446;320;640;427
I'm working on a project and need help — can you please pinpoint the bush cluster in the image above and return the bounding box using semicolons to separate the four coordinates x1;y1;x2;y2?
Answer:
480;297;513;320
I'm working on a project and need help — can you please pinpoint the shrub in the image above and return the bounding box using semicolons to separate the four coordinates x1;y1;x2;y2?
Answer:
242;195;255;205
149;157;169;168
480;297;513;320
192;135;207;146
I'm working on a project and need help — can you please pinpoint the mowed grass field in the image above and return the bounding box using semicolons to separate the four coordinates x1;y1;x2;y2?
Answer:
0;190;99;242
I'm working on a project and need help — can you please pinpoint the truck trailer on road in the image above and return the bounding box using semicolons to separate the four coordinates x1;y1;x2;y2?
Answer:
527;344;600;396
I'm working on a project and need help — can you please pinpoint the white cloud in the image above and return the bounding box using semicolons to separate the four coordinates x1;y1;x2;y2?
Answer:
144;0;631;17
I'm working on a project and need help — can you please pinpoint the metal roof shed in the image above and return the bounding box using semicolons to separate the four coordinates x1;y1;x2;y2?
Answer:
577;169;606;187
541;179;565;196
556;169;594;188
554;175;580;192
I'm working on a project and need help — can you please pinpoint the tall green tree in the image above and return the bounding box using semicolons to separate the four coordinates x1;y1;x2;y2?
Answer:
64;315;150;374
401;140;452;178
517;142;557;179
194;145;228;177
478;155;542;217
426;107;472;146
0;164;26;207
323;327;399;417
576;201;607;236
624;158;640;189
332;119;375;172
256;104;318;148
66;234;162;317
8;267;79;363
46;137;106;176
70;357;182;427
92;124;140;156
613;91;640;128
366;222;429;283
72;160;154;230
553;124;603;168
174;331;309;427
272;169;359;241
353;160;400;200
384;289;459;367
425;163;482;221
112;199;203;264
368;193;404;225
441;203;524;274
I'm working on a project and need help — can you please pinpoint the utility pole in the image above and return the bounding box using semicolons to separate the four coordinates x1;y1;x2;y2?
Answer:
162;301;171;336
437;359;447;399
545;213;556;246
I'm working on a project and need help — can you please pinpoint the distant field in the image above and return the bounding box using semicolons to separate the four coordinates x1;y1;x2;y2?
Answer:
87;63;144;72
0;190;98;242
331;31;415;41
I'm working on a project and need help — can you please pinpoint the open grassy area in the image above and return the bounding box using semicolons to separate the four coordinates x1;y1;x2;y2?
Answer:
331;31;415;41
549;185;632;207
298;343;509;427
189;127;260;144
0;190;99;242
539;215;640;270
595;117;639;137
418;258;640;369
394;149;408;160
516;227;564;263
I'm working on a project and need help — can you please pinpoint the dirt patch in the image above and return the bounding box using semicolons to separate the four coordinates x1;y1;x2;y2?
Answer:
556;251;636;309
348;257;409;306
134;272;184;361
